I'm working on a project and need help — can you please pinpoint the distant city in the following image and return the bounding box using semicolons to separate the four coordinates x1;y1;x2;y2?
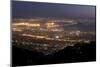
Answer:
12;18;95;55
12;1;96;66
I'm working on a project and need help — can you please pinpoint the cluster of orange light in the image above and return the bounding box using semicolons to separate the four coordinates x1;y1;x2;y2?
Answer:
12;22;40;27
45;22;60;29
12;28;22;32
46;22;54;27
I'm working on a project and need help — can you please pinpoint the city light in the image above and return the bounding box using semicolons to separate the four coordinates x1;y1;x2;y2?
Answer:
12;22;40;27
12;18;95;55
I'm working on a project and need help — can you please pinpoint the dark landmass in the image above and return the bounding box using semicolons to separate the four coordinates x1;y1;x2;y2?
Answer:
12;41;96;66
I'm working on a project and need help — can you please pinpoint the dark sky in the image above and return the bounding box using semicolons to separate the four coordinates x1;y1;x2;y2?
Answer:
12;1;96;19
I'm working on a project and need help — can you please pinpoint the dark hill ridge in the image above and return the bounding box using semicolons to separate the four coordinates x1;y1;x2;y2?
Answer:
12;41;96;66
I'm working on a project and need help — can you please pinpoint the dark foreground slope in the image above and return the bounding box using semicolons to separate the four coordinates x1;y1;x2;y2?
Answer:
12;41;96;66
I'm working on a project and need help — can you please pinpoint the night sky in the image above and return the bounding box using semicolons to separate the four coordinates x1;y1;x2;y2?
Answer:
12;1;96;19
